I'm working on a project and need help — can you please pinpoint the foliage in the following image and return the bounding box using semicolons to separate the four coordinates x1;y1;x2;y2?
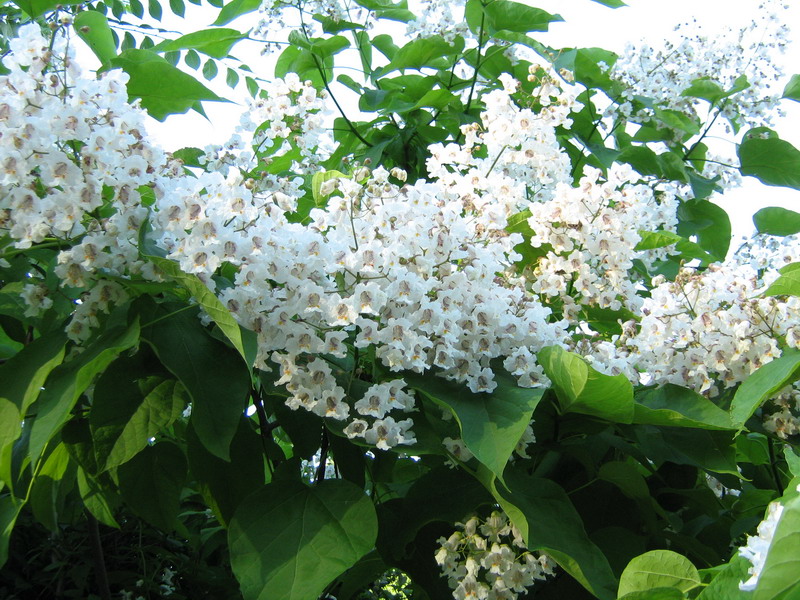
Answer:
1;0;800;599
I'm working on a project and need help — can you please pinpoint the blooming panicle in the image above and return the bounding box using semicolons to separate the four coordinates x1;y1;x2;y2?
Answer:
436;511;555;600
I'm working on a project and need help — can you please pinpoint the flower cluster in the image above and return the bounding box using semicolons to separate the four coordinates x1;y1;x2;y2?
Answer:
0;24;168;340
628;264;800;395
435;511;556;600
763;383;800;440
611;0;789;132
527;164;680;318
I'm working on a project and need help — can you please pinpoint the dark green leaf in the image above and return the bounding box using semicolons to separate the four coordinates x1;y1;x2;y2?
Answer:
730;349;800;429
739;136;800;190
634;385;734;430
169;0;184;16
538;345;634;423
753;207;800;236
91;362;187;471
482;467;618;600
139;302;249;460
77;467;119;528
117;441;186;531
406;370;543;481
129;0;144;17
619;550;701;596
635;427;739;475
0;496;23;568
0;330;66;414
148;0;162;19
28;316;140;465
229;480;377;600
187;418;264;525
143;254;255;369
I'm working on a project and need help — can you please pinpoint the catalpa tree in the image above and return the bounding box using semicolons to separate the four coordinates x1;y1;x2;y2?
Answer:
1;0;800;599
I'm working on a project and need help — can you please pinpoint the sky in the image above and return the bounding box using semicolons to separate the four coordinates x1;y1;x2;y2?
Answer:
74;0;800;243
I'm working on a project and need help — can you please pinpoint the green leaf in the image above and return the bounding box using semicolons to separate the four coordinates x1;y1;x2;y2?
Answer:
153;28;247;59
29;442;73;531
311;170;346;205
77;467;119;528
28;316;140;465
214;0;262;26
229;479;377;600
635;427;739;475
383;36;463;73
633;385;734;430
12;0;81;17
676;199;732;262
91;364;187;471
110;49;227;121
117;441;186;531
589;0;626;6
0;496;23;568
143;254;256;369
73;11;117;66
763;268;800;297
187;418;264;525
538;345;634;423
619;550;701;596
754;494;800;600
184;48;201;69
753;207;800;236
169;0;185;16
782;74;800;102
129;0;144;18
406;370;543;482
202;58;218;80
696;555;751;600
635;230;716;265
0;399;20;460
739;136;800;190
481;467;618;600
0;330;66;414
226;67;239;88
619;589;686;600
148;0;162;19
730;350;800;430
140;302;250;460
466;0;562;34
598;461;649;500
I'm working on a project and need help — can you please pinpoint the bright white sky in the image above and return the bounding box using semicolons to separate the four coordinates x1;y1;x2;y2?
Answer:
76;0;800;243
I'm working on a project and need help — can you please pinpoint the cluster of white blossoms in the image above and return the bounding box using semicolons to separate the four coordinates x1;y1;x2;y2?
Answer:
627;265;800;395
406;0;469;42
611;0;789;132
435;511;556;600
738;499;786;591
0;24;170;340
527;164;680;318
763;383;800;440
428;68;576;216
202;73;330;176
